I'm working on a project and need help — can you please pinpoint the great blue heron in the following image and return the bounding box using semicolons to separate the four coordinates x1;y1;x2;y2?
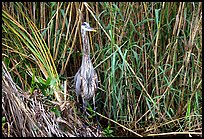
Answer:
74;22;98;115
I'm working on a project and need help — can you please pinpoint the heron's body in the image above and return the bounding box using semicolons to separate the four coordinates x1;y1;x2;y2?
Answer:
75;55;98;101
74;22;98;113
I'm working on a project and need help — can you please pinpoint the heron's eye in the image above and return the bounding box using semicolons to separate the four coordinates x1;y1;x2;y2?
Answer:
82;22;90;28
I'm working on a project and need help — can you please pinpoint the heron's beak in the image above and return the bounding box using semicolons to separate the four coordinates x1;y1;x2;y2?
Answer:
88;27;96;32
92;29;97;32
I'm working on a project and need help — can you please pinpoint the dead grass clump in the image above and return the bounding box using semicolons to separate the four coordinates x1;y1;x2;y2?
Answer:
2;62;102;137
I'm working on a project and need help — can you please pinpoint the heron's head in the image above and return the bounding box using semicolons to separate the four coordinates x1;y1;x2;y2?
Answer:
81;22;96;32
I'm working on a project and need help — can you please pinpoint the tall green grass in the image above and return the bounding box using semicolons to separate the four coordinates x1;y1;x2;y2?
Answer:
2;2;202;136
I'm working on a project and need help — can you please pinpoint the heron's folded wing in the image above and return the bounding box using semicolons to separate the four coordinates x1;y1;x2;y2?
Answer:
74;68;82;95
93;69;98;89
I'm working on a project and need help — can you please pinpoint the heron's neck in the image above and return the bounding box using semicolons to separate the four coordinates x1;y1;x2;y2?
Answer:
81;29;90;59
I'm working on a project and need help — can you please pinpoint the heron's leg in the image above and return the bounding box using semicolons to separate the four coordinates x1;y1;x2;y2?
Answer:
93;94;101;130
76;95;79;105
82;99;92;118
83;100;87;113
82;98;88;115
76;95;83;113
81;100;88;129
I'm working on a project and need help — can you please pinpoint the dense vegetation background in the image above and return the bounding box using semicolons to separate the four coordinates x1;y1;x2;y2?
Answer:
2;2;202;137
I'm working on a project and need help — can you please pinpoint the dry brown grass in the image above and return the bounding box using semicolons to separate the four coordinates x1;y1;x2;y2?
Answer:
2;62;103;137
